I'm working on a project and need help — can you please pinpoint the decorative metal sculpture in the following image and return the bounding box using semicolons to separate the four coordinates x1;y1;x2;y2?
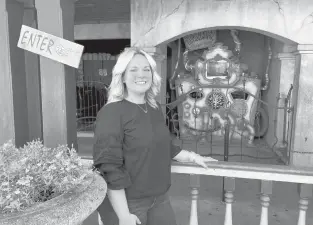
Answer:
164;31;295;164
261;39;271;91
230;30;241;55
193;43;241;85
183;30;217;51
174;30;264;145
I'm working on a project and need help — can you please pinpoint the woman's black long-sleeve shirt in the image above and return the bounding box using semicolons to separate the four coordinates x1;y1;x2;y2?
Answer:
93;99;181;199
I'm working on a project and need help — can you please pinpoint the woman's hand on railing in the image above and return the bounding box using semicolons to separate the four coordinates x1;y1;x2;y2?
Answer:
173;150;218;169
191;154;218;169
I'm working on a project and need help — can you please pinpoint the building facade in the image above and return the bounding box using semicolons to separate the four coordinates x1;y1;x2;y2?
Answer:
2;0;313;167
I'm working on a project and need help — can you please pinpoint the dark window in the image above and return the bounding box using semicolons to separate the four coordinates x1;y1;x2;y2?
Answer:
231;90;248;100
189;91;204;99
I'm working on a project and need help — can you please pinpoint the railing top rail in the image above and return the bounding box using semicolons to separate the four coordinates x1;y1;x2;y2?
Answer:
171;161;313;184
80;157;313;184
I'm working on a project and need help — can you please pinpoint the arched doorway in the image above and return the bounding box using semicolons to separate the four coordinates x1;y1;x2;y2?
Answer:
163;28;296;165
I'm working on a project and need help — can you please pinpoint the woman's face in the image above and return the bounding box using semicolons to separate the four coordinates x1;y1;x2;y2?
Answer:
124;54;153;98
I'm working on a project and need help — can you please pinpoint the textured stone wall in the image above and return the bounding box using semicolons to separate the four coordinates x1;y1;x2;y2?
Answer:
131;0;313;46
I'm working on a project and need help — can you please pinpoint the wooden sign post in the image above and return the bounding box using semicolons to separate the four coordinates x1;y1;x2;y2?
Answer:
17;25;84;69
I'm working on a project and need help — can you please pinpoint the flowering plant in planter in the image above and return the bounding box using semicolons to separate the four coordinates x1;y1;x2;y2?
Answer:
0;139;91;214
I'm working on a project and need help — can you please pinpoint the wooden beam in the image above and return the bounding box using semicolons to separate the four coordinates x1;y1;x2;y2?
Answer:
16;0;34;8
74;23;130;40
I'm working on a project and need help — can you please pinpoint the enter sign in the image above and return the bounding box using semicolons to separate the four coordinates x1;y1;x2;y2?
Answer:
17;25;84;69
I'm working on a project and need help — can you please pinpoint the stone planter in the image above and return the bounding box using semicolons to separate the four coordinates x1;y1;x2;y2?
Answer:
0;172;107;225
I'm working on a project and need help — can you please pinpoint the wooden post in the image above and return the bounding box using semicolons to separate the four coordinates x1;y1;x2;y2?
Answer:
23;1;43;141
0;0;29;147
34;0;77;148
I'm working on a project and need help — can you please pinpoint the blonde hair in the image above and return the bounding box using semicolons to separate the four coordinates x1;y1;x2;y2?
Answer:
107;47;162;109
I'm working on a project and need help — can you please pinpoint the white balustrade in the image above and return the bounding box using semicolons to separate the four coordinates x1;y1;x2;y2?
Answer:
189;175;200;225
171;161;313;225
79;159;313;225
297;184;312;225
259;180;272;225
223;177;235;225
98;213;104;225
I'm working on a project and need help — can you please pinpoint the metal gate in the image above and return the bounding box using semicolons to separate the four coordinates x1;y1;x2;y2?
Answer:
76;81;108;132
75;53;116;132
164;30;294;165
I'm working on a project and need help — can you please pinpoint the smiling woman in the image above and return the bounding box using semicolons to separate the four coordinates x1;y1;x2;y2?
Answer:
92;47;217;225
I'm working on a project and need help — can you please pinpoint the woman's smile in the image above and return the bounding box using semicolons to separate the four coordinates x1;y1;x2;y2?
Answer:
135;80;147;85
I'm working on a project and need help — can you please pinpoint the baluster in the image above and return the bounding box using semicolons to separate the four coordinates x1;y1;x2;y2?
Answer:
224;177;235;225
259;180;272;225
297;184;312;225
98;212;104;225
189;175;200;225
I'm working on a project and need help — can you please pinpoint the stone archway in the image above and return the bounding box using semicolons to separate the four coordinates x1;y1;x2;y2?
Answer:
131;0;312;47
130;0;313;166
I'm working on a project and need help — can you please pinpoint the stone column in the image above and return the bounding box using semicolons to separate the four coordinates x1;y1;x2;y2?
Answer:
290;44;313;166
143;46;167;116
0;0;29;147
34;0;77;148
23;1;43;141
274;46;296;150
